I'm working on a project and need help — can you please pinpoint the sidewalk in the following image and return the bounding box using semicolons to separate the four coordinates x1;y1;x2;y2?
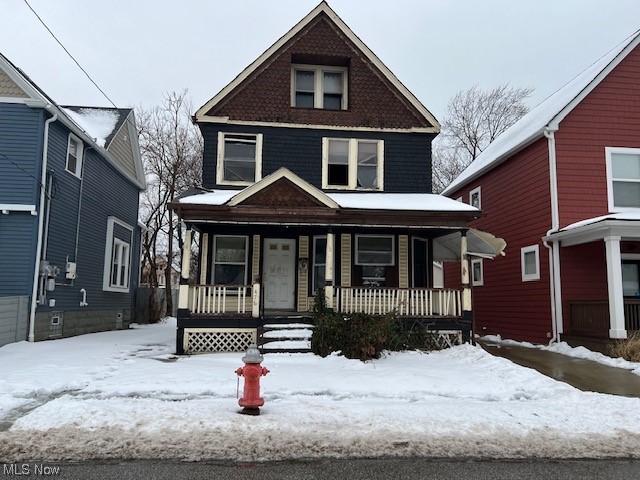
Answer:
479;340;640;397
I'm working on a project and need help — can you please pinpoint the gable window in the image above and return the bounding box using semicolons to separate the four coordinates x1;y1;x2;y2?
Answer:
471;258;484;286
355;235;394;286
521;245;540;282
606;147;640;210
469;186;481;209
212;235;248;285
292;65;347;110
216;133;263;186
66;134;84;178
103;217;133;292
322;138;383;190
313;236;327;293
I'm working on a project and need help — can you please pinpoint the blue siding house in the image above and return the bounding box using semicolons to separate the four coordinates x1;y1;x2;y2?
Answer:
0;53;145;346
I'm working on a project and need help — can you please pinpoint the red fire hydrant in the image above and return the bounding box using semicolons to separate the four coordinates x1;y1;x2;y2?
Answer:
235;344;269;415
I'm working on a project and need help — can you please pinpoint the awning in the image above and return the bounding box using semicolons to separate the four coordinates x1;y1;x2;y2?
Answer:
433;229;507;261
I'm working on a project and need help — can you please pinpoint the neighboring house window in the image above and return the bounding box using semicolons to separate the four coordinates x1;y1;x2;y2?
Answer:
471;258;484;286
433;261;444;288
469;186;481;209
66;134;84;177
355;235;394;286
103;217;134;292
606;147;640;210
313;236;327;293
322;138;384;190
521;245;540;282
622;259;640;296
212;235;248;285
456;196;463;202
292;65;347;109
216;133;263;186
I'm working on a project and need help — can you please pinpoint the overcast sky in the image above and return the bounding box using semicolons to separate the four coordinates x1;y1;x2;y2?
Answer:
2;1;639;121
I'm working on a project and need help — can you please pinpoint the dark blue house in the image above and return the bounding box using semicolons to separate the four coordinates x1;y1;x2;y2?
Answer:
0;52;145;346
170;2;506;354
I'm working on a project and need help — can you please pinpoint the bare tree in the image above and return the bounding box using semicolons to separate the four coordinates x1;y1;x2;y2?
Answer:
138;91;203;320
432;84;533;193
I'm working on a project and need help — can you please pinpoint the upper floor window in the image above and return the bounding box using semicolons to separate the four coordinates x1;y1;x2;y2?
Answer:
216;132;263;186
103;217;133;293
606;147;640;211
66;134;84;178
292;65;347;110
322;138;383;190
470;186;481;209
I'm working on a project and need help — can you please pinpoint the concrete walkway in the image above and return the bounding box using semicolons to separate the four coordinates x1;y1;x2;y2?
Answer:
479;340;640;397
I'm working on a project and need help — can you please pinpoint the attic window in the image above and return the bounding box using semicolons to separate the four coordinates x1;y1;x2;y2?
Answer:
292;65;347;110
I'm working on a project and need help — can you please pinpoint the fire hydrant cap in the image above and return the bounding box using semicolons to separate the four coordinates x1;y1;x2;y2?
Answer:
242;344;263;363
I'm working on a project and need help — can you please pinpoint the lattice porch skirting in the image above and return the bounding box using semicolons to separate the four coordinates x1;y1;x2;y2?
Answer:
433;330;463;348
183;328;257;354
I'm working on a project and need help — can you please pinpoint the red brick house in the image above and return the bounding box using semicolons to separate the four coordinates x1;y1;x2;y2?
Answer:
443;29;640;349
170;2;505;354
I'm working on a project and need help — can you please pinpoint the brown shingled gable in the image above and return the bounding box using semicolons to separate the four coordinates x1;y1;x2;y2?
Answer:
233;177;330;208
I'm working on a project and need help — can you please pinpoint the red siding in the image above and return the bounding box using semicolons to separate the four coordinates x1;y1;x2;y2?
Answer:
446;138;553;343
559;242;608;334
207;15;431;129
556;43;640;227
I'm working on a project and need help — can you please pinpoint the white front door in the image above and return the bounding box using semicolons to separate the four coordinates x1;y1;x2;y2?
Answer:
263;238;296;310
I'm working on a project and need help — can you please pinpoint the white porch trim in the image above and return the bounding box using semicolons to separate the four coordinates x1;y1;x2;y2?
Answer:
605;236;627;339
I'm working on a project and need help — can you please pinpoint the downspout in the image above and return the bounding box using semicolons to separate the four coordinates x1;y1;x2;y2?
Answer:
28;110;58;342
543;126;563;345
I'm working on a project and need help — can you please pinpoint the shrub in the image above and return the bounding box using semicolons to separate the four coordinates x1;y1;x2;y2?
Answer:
310;293;441;361
608;331;640;362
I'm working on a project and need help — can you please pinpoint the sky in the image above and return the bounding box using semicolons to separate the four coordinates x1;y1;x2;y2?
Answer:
2;0;639;121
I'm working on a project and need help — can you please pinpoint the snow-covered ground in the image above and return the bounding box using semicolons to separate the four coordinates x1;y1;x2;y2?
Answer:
1;319;639;462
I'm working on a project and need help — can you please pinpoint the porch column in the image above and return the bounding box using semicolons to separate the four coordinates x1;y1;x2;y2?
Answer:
325;231;335;309
178;227;193;310
605;236;627;339
199;232;209;285
460;230;472;313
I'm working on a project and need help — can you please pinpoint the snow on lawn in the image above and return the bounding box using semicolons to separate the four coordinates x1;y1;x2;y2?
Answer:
1;319;640;462
481;334;640;375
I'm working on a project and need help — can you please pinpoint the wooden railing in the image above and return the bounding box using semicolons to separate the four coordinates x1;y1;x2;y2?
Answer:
188;285;252;315
625;299;640;331
336;287;462;317
569;299;640;337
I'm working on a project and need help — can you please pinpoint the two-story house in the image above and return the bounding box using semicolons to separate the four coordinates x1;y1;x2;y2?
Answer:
443;29;640;351
171;2;505;354
0;52;145;347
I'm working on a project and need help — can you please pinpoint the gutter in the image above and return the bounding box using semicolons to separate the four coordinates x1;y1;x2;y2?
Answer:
543;127;563;345
28;109;57;342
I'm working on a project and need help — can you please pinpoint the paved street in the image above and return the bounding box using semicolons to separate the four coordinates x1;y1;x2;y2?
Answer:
9;458;640;480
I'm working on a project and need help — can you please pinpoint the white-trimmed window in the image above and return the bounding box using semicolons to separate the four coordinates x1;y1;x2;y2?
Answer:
212;235;248;285
606;147;640;211
322;138;383;190
66;134;84;178
312;236;327;293
470;186;481;209
356;235;394;286
471;258;484;286
292;65;347;110
216;133;263;186
103;217;133;292
521;245;540;282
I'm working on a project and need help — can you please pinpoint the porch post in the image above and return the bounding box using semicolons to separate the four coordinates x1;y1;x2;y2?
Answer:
178;227;192;311
605;235;627;339
199;232;209;285
461;230;473;342
325;231;335;309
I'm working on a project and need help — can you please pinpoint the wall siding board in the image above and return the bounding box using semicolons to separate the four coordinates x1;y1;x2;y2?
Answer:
0;296;29;346
201;124;433;193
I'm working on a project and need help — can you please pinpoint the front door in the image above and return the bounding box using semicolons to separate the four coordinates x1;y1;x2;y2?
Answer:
412;237;429;287
263;238;296;310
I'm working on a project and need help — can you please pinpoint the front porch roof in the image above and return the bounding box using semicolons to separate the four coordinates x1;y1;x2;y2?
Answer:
544;211;640;247
170;168;481;229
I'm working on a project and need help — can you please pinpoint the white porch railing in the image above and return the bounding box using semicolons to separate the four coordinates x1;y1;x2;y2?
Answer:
336;287;462;317
188;285;253;315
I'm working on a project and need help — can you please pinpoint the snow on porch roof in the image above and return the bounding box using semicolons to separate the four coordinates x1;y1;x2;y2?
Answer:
559;211;640;232
178;189;479;213
442;29;640;196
